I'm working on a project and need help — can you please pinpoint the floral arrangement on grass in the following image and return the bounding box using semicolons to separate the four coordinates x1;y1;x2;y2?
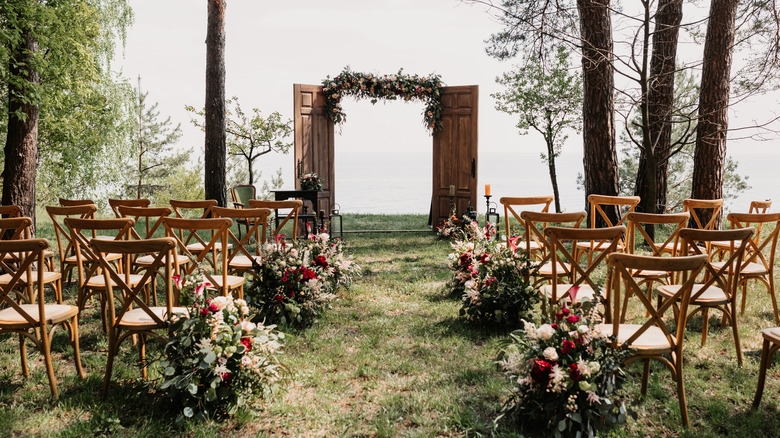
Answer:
299;173;323;191
160;272;285;423
447;221;537;327
247;233;360;327
322;67;445;131
496;293;633;437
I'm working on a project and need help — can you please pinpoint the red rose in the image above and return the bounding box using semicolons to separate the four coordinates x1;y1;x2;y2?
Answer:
551;323;560;330
562;307;571;316
569;363;581;381
199;308;209;316
530;359;553;385
274;294;284;302
556;312;564;320
566;315;580;324
208;303;219;312
561;340;576;354
240;337;252;352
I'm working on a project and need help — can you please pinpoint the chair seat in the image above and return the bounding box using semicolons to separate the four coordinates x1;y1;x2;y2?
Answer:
134;254;189;267
186;242;233;252
595;323;674;353
118;306;188;328
0;303;78;327
86;273;146;289
501;239;541;252
540;284;602;304
762;327;780;344
535;261;571;277
228;255;262;270
208;275;245;289
711;261;768;276
629;268;670;279
574;240;624;252
0;271;61;285
657;283;729;304
64;252;122;264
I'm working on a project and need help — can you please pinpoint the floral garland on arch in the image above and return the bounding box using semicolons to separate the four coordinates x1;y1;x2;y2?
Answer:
322;67;445;131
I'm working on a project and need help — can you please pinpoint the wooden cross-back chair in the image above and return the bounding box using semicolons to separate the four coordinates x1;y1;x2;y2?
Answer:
0;238;85;399
711;212;780;324
108;198;151;218
598;253;707;428
683;198;723;230
91;237;184;398
750;199;772;214
0;217;64;303
657;228;754;365
65;217;139;331
574;194;640;265
499;196;554;255
541;225;625;316
162;217;245;299
519;210;586;286
170;199;217;219
625;212;691;296
117;205;188;306
46;204;99;284
754;326;780;408
211;206;272;275
0;205;21;218
0;206;54;270
248;199;303;241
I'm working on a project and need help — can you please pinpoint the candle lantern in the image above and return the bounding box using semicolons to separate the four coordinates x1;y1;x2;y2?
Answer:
329;203;343;239
486;202;500;232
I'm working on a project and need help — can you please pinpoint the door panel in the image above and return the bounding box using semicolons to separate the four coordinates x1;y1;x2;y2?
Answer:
294;84;333;217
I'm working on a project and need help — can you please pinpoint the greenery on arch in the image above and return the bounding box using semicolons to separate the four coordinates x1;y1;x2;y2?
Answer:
321;67;445;132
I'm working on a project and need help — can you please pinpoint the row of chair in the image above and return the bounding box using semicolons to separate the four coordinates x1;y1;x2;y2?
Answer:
496;194;778;427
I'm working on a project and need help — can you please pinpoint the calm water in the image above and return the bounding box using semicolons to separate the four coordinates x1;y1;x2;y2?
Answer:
332;149;778;216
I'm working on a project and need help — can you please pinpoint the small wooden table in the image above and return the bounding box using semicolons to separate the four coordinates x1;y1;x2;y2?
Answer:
270;189;320;233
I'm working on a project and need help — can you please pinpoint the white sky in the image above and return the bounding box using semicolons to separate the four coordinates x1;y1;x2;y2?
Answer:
115;1;780;212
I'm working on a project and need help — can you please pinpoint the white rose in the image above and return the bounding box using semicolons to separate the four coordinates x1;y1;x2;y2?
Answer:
578;324;589;334
537;324;555;340
241;320;256;332
543;347;559;361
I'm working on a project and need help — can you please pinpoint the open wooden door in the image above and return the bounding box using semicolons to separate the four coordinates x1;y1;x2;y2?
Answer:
431;86;479;226
293;84;334;218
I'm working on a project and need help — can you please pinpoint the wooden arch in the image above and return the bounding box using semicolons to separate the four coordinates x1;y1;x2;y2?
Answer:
293;84;478;227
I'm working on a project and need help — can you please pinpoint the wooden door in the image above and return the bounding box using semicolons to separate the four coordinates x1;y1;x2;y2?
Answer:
293;84;334;218
431;86;479;226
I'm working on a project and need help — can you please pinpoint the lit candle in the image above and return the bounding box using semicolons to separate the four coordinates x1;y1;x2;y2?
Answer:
485;184;491;197
449;185;455;196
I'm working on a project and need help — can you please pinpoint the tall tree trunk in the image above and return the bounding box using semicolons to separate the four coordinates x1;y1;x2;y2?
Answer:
691;0;738;228
3;29;39;235
544;112;562;213
635;0;682;215
577;0;619;226
205;0;227;207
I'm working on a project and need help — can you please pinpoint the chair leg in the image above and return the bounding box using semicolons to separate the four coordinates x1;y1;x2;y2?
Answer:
701;308;709;347
139;334;147;380
741;281;748;316
768;278;780;325
641;359;650;396
103;330;119;399
753;338;773;408
675;353;689;428
68;315;86;379
40;327;59;399
727;307;743;366
19;334;28;377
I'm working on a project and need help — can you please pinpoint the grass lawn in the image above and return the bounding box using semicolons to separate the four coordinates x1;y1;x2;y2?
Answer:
0;213;779;437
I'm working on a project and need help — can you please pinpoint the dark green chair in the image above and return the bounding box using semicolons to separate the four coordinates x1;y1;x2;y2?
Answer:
230;185;256;237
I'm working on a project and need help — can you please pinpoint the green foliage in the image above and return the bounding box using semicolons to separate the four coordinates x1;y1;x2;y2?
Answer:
0;0;134;205
186;97;291;189
126;81;189;199
321;67;445;131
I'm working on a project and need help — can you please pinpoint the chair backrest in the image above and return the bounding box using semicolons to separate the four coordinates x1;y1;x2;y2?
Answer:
64;217;136;288
117;206;172;240
0;238;52;323
605;253;707;342
108;198;151;218
626;212;690;256
231;185;256;207
587;194;641;229
520;210;586;261
162;217;232;294
749;200;772;214
679;227;755;303
170;199;218;219
0;205;21;218
91;237;178;328
0;218;34;293
682;198;723;230
247;199;303;240
211;206;273;261
59;198;95;207
725;212;780;275
544;225;626;306
499;196;554;242
46;204;98;266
